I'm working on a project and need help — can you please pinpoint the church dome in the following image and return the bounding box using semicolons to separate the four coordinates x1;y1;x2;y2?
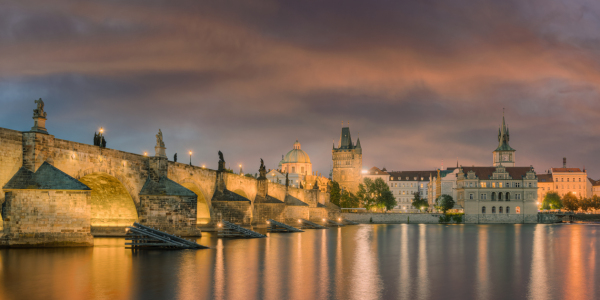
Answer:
283;140;311;164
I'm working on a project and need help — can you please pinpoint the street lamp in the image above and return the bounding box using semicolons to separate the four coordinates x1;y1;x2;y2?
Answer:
143;152;147;156
189;151;192;166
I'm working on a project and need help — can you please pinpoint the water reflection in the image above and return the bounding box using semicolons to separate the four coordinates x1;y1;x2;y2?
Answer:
0;225;599;300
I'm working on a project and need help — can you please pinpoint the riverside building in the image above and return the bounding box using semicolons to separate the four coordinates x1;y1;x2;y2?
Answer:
457;114;538;223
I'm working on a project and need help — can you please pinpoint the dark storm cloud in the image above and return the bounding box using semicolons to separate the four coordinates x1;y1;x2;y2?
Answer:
1;0;600;177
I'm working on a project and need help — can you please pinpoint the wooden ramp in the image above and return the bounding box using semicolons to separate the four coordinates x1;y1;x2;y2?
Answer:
126;223;208;250
218;221;266;238
298;219;328;229
341;219;359;225
267;219;304;233
324;218;346;227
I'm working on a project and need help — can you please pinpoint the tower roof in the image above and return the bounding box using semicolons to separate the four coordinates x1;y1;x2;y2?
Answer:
283;140;311;164
339;127;353;149
495;113;515;151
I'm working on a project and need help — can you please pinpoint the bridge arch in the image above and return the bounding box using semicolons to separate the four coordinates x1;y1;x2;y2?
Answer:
76;168;140;207
179;179;213;225
78;171;139;227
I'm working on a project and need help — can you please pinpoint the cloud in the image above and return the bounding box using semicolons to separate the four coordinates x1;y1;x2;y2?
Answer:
1;0;600;178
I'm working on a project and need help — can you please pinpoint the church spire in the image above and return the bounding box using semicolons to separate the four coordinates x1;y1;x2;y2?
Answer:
496;111;514;151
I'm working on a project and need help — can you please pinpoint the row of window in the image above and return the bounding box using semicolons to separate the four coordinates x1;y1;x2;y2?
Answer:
469;192;522;200
463;182;535;188
556;177;583;182
482;206;520;214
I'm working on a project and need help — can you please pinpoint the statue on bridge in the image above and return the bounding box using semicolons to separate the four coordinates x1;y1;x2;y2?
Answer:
33;98;47;118
218;151;226;171
258;158;267;179
174;153;177;162
156;129;165;148
93;132;106;148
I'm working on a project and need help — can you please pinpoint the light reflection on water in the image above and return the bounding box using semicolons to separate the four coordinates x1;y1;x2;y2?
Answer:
0;224;599;300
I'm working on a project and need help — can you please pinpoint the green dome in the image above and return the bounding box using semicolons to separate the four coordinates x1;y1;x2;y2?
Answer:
283;140;311;164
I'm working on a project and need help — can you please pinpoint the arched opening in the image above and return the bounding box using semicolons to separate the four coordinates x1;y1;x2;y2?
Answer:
482;206;486;214
232;189;248;199
506;192;510;201
79;173;138;227
491;192;496;201
180;182;211;225
492;206;496;214
499;206;503;213
498;192;503;201
506;206;510;214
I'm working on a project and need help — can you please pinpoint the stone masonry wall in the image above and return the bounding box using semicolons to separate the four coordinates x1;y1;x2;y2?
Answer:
253;203;286;224
2;190;93;247
138;195;200;236
284;206;310;221
212;201;252;225
342;213;444;224
0;128;23;229
464;214;538;224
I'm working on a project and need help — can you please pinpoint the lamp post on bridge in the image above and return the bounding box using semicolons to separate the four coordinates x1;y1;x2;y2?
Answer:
189;151;192;166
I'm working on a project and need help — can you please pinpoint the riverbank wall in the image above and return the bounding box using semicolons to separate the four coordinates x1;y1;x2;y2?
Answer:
342;213;443;224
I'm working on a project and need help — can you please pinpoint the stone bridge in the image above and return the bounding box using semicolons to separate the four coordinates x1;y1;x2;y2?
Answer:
0;104;336;246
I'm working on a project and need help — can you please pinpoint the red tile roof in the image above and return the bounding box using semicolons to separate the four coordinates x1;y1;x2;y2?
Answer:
366;166;389;175
459;166;533;180
537;174;553;183
551;168;583;173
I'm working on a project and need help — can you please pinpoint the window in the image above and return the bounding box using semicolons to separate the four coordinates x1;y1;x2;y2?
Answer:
421;184;424;188
492;182;496;188
499;182;503;188
492;192;496;201
499;192;503;201
579;178;581;182
567;178;570;182
469;193;474;200
481;194;487;200
516;206;521;214
481;182;487;188
301;167;305;174
492;206;496;213
292;167;296;173
515;182;520;188
506;192;510;201
561;178;564;182
499;206;503;213
528;183;532;188
482;206;486;214
506;206;510;214
515;194;521;200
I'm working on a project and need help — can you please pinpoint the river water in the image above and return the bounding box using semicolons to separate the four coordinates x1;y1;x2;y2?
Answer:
0;224;598;300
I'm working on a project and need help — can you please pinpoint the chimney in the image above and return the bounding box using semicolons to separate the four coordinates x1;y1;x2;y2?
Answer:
563;157;566;168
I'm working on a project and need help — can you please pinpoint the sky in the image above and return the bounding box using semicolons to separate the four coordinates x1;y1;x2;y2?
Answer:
1;0;600;178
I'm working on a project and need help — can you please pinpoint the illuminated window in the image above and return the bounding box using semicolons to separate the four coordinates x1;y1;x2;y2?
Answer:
492;182;496;188
492;206;496;213
499;182;503;188
482;206;486;214
481;182;487;188
506;206;510;214
516;206;521;214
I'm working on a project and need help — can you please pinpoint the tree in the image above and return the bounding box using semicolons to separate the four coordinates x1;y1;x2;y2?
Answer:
562;192;579;212
339;190;359;208
330;181;341;207
244;173;254;178
356;178;396;211
591;195;600;212
579;197;593;213
411;193;429;211
380;190;397;212
436;194;455;213
541;191;562;210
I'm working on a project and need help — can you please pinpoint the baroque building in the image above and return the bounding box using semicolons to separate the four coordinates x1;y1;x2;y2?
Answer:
267;140;329;191
536;158;593;203
332;125;362;193
457;114;539;223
